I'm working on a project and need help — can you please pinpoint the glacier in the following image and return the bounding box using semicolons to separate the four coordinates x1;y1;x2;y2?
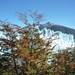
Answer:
0;22;75;52
41;28;74;51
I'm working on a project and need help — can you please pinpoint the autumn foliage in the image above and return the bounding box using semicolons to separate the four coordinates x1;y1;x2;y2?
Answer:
0;11;75;75
0;11;53;75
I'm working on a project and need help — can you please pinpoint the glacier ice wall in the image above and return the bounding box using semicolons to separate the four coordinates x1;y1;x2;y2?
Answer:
0;25;75;52
38;27;75;52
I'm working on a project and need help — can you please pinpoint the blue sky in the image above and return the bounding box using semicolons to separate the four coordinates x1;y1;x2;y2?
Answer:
0;0;75;29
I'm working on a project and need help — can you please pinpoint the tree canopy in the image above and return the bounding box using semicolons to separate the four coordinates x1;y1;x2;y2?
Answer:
0;10;54;75
0;10;75;75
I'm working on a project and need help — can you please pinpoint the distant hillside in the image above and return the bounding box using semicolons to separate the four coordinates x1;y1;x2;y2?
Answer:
39;22;75;39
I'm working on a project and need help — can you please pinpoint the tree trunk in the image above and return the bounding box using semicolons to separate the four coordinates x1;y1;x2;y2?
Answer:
12;54;19;75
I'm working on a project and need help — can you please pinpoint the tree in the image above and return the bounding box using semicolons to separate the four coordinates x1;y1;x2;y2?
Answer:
0;10;54;75
16;10;54;75
50;48;75;75
0;22;21;75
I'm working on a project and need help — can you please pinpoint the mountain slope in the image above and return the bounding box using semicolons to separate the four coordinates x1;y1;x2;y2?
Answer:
39;22;75;39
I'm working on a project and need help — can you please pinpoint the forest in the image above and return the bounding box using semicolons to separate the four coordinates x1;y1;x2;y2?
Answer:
0;11;75;75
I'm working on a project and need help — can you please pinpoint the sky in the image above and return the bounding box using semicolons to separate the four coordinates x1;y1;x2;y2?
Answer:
0;0;75;29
